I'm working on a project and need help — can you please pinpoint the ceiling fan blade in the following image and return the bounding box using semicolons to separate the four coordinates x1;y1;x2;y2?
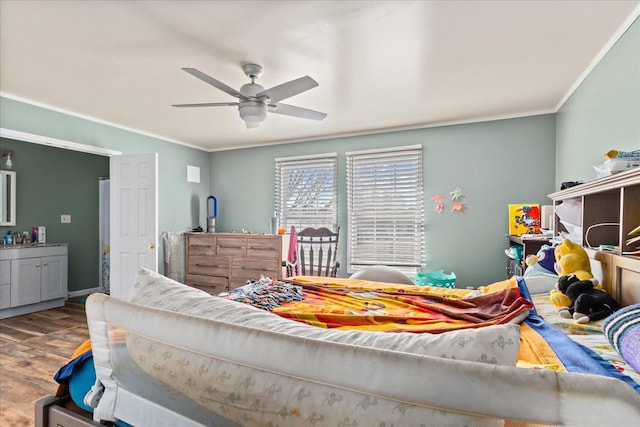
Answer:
182;68;248;100
258;76;318;103
172;102;239;108
269;103;327;121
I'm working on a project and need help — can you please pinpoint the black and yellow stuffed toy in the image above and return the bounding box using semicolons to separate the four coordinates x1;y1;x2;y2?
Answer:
556;274;619;324
549;239;598;309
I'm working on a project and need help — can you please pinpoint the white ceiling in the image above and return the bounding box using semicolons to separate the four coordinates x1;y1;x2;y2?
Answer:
1;1;638;152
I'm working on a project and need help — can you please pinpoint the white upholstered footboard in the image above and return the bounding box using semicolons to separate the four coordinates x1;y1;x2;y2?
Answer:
85;287;640;427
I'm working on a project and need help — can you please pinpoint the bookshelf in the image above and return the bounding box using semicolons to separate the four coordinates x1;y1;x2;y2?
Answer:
505;235;551;278
549;167;640;254
548;168;640;304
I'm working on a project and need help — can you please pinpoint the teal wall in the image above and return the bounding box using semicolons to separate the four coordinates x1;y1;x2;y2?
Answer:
1;16;636;291
0;138;109;292
0;97;212;289
556;17;640;186
211;114;557;288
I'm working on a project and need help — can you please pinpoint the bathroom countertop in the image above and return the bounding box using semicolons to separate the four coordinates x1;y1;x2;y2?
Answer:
0;242;68;250
0;243;69;260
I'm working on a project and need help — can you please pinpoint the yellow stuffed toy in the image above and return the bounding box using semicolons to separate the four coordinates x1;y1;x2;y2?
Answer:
549;239;599;309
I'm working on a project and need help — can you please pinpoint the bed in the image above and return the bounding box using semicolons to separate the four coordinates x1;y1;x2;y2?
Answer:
38;264;640;427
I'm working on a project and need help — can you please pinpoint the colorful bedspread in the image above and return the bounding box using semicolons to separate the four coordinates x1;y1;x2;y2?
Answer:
227;276;532;333
516;277;640;393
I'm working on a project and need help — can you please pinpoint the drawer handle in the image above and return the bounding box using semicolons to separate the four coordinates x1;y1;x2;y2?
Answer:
195;263;223;268
219;245;242;249
191;244;213;248
249;246;276;251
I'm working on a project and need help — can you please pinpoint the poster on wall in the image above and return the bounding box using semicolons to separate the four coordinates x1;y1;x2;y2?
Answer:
508;204;541;235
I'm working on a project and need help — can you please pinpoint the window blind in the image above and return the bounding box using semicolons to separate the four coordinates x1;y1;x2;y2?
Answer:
346;146;424;274
275;153;338;231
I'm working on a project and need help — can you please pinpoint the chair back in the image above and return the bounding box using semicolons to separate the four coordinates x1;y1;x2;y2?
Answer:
297;226;340;277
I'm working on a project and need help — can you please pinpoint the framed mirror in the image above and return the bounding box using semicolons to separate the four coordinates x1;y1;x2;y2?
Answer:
0;170;16;226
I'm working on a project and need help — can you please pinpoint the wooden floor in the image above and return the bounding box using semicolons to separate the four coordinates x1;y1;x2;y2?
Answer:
0;298;90;427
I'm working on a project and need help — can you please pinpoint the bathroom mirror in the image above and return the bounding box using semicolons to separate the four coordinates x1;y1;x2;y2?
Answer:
0;170;16;226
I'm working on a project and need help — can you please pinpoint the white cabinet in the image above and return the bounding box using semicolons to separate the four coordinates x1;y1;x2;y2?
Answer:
0;244;68;319
11;257;42;306
0;259;10;309
40;255;67;301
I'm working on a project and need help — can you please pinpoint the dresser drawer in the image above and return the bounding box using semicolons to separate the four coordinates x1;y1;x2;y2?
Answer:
246;237;280;259
185;232;283;293
185;274;228;295
216;237;246;256
187;234;217;256
188;255;229;276
231;257;280;281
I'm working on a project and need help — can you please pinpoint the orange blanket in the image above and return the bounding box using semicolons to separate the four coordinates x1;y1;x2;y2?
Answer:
274;276;533;333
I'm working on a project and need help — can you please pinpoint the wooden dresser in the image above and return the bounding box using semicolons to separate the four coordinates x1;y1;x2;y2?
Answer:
185;232;283;295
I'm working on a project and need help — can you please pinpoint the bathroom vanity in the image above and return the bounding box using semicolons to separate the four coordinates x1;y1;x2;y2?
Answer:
0;243;68;319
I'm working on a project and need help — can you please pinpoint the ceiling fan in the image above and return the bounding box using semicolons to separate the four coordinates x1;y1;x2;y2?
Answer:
172;64;327;129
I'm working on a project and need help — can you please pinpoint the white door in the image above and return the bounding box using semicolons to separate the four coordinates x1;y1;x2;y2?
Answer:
110;153;158;299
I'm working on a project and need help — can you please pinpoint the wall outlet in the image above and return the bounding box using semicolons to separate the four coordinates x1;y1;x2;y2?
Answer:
61;214;71;223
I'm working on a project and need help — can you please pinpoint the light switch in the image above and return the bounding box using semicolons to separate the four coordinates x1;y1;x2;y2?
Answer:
61;214;71;223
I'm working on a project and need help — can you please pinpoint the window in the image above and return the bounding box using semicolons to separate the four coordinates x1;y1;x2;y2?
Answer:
275;153;338;230
346;145;424;274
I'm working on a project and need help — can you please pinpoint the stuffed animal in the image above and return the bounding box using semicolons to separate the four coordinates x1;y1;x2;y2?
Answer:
524;244;556;276
549;239;598;309
555;274;619;323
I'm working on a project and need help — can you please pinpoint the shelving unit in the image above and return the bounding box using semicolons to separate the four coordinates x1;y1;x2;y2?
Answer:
549;168;640;254
505;235;551;278
548;167;640;304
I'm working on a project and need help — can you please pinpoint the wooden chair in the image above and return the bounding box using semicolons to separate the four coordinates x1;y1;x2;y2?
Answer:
284;226;340;277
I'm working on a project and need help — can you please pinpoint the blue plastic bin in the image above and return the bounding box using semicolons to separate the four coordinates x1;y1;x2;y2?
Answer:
415;270;456;288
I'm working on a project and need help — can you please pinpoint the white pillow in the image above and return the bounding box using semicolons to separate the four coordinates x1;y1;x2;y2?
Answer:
130;268;521;366
523;275;559;295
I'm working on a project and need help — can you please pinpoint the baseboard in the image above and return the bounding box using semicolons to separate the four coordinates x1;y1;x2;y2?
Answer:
68;287;102;298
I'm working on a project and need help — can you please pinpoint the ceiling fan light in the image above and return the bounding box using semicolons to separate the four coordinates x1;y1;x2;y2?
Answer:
239;101;267;123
